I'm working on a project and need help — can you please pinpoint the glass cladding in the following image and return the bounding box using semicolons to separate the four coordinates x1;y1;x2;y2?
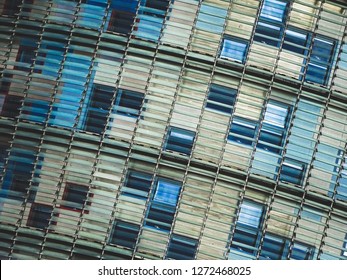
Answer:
0;0;346;261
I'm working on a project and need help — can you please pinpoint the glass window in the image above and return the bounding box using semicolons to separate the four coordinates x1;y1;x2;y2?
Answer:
260;0;288;22
135;0;170;41
283;28;310;55
166;235;198;260
114;89;144;118
106;0;138;34
290;242;314;260
258;101;291;154
165;126;195;156
254;0;288;47
260;234;286;260
329;150;347;201
109;220;140;249
145;178;181;231
206;84;236;114
280;158;306;185
229;118;257;146
84;84;114;134
220;37;248;63
27;203;53;230
62;183;89;211
306;36;336;86
231;200;264;256
122;170;152;200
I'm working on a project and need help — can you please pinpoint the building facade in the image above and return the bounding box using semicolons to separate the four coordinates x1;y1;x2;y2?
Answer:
0;0;347;260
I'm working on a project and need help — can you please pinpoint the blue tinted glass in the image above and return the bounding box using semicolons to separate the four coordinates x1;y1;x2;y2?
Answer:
114;89;143;118
283;29;309;54
221;38;248;63
280;159;306;185
260;0;288;22
206;84;236;114
291;243;314;260
238;201;263;228
260;234;285;260
229;118;257;146
167;235;198;260
110;220;140;249
154;179;181;206
305;37;336;85
123;170;152;199
254;22;282;46
165;127;195;155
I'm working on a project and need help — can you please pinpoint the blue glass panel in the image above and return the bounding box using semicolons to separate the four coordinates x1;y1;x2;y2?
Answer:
154;179;181;206
62;183;89;210
306;37;336;85
260;234;286;260
123;170;152;199
167;235;198;260
280;158;306;185
229;118;257;146
206;84;236;114
283;28;309;54
291;243;314;260
254;22;282;46
260;0;288;22
146;178;181;231
165;127;195;155
231;200;264;255
238;200;263;228
220;37;248;63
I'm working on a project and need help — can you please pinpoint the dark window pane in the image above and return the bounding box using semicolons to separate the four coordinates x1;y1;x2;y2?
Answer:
206;84;236;114
280;158;306;185
290;242;314;260
283;29;309;55
62;183;89;210
165;127;195;155
166;235;198;260
114;89;144;118
229;118;257;146
260;234;285;260
109;220;140;249
27;203;53;230
145;178;181;231
122;170;152;199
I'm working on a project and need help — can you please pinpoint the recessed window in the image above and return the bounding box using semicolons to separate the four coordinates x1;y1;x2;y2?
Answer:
122;170;152;200
206;84;236;114
166;235;198;260
260;234;286;260
27;203;53;230
62;183;89;211
231;200;264;255
254;0;289;47
290;242;314;260
84;84;114;134
114;89;144;118
305;36;336;85
258;101;291;153
109;220;140;249
135;0;170;41
229;118;257;146
280;158;306;185
145;178;181;231
220;37;248;63
283;28;310;55
107;0;137;34
165;126;195;156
